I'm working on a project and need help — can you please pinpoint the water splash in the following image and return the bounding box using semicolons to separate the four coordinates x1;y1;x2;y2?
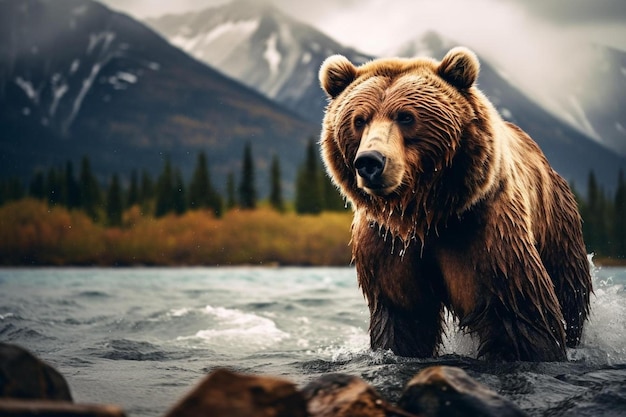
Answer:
176;305;290;350
571;257;626;364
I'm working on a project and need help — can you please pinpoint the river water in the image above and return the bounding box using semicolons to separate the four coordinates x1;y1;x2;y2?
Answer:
0;264;625;416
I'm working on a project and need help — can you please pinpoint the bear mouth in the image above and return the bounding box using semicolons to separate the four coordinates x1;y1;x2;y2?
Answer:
359;181;395;196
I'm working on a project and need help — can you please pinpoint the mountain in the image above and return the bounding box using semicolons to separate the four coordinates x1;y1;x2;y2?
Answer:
0;0;318;196
147;1;625;193
144;0;373;124
554;45;626;157
392;32;626;192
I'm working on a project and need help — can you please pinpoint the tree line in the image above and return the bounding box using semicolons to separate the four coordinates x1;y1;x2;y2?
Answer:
0;138;345;227
1;146;624;260
572;171;626;260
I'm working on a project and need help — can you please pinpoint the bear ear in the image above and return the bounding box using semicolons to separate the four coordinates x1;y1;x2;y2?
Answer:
319;55;357;99
437;47;480;90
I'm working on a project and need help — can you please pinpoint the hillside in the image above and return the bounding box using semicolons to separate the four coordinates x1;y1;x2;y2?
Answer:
0;0;318;195
144;0;373;125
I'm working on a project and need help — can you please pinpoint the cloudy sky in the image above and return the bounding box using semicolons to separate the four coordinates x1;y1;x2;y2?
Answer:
98;0;626;121
100;0;626;55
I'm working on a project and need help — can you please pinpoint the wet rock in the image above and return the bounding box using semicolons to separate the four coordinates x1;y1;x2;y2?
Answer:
302;373;417;417
163;368;307;417
398;366;528;417
0;342;72;401
0;343;126;416
0;399;126;416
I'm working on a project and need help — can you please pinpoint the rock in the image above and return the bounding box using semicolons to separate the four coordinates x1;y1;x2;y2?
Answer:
398;366;528;417
163;368;308;417
302;373;418;417
0;399;126;416
0;342;72;401
0;343;529;417
0;343;126;416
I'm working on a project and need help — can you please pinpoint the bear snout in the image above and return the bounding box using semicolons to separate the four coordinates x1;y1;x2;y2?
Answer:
355;150;386;186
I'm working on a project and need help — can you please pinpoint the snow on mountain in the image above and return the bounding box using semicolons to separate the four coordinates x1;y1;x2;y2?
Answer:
0;0;153;136
0;0;318;195
389;31;626;191
395;33;626;158
145;0;373;123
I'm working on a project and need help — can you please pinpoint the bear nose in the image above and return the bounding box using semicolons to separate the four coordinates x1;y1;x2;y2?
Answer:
354;151;386;184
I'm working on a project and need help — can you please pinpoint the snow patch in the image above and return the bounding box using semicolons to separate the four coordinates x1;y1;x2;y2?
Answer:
566;95;601;140
107;72;137;90
170;33;202;52
15;77;38;103
64;63;102;133
22;107;31;116
263;33;281;74
203;19;259;45
616;122;626;135
171;19;259;65
70;59;80;74
50;81;68;117
116;72;137;84
301;52;311;64
147;62;160;71
87;31;116;55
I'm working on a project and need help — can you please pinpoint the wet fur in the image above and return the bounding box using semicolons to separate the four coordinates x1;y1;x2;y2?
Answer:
319;47;592;361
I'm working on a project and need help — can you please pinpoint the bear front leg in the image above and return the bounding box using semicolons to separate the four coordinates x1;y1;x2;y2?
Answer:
537;179;592;348
352;221;445;357
455;247;568;362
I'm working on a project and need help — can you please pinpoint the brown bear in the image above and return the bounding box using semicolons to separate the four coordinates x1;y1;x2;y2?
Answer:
318;47;593;361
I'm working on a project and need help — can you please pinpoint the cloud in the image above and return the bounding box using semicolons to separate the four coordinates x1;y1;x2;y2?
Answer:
99;0;623;119
268;0;615;127
507;0;626;24
101;0;228;18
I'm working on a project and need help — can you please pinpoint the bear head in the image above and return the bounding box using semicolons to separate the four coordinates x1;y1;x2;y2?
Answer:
319;47;500;243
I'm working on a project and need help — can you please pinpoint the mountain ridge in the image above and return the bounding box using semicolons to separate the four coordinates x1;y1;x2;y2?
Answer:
0;0;318;196
146;4;626;192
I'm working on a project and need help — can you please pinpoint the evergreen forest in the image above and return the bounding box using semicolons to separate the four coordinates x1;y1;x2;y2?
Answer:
0;139;624;265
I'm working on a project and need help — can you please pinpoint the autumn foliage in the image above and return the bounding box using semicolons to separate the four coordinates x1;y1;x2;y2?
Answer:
0;199;352;266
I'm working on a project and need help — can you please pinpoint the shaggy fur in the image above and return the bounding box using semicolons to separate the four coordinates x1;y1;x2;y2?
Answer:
319;47;592;361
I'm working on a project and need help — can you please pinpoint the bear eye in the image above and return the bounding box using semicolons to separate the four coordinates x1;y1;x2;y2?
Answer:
396;112;415;126
354;116;367;129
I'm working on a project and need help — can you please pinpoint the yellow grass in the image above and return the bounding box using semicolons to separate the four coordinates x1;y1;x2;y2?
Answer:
0;199;353;266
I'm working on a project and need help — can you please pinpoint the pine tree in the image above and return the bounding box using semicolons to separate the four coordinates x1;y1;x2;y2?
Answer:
106;174;123;227
584;171;610;256
64;161;81;209
188;151;212;209
46;167;62;206
79;156;102;222
226;172;236;210
209;185;223;218
155;157;175;217
126;170;139;209
269;154;285;212
29;171;46;200
295;138;323;214
614;170;626;258
321;169;346;211
0;177;24;205
188;151;223;217
173;168;187;215
238;142;257;210
139;170;154;213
